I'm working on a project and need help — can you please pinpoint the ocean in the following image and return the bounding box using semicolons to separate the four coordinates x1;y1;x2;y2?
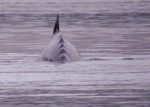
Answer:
0;0;150;107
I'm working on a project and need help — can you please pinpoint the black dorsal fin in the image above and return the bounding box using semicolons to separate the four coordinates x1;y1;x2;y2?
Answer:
53;15;60;34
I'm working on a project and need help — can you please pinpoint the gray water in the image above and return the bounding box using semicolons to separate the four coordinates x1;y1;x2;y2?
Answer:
0;0;150;107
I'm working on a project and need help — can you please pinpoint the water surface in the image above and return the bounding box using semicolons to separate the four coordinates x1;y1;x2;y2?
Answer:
0;0;150;107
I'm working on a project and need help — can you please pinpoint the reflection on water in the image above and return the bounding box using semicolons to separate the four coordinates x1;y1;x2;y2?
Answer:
0;0;150;107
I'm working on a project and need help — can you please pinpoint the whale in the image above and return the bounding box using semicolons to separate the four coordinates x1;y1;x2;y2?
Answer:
39;15;81;63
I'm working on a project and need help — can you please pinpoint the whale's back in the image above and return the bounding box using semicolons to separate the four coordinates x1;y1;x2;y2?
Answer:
39;15;80;63
39;33;80;63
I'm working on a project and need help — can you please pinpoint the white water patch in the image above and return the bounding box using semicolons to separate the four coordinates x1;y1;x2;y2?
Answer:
0;53;149;84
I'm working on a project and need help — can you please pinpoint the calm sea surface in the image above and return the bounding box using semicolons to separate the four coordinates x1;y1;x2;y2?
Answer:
0;0;150;107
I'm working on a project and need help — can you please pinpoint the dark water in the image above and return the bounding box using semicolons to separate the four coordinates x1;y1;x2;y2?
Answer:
0;0;150;107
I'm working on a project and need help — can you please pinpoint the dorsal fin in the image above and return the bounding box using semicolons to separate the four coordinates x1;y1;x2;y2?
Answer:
53;15;60;34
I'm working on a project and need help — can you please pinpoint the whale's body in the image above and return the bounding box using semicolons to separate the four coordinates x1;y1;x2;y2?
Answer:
39;15;80;63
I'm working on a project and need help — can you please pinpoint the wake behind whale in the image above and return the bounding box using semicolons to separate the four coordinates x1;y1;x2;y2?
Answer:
39;15;81;63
